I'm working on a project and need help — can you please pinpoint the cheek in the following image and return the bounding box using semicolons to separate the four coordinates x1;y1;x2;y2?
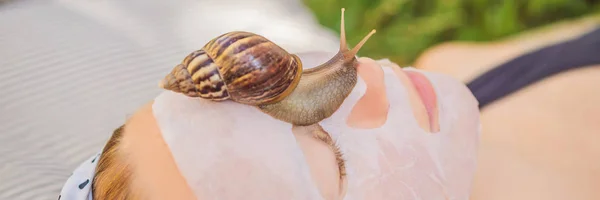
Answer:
293;130;343;200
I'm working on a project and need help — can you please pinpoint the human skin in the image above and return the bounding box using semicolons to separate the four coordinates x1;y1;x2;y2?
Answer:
115;54;479;199
414;20;600;200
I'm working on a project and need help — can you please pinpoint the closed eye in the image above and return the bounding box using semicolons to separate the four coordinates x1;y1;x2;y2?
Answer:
306;125;346;179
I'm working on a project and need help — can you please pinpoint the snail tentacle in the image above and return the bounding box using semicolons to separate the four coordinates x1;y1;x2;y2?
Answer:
257;8;376;126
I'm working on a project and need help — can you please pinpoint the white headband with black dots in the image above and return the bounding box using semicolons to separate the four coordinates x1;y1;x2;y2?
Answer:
59;152;101;200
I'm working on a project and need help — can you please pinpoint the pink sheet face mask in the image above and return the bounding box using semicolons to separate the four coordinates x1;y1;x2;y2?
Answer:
152;52;481;200
319;61;481;200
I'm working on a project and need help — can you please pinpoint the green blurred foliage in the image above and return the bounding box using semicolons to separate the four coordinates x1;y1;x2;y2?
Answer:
302;0;600;65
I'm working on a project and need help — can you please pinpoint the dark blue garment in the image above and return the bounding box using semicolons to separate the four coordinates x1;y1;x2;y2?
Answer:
467;27;600;109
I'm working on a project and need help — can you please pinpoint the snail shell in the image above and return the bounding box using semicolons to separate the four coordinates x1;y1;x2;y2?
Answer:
160;8;375;126
160;32;303;105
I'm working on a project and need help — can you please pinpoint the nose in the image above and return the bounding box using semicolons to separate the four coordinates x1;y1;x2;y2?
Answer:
346;57;390;129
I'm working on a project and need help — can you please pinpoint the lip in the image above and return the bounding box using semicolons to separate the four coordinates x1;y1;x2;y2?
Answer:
403;69;440;132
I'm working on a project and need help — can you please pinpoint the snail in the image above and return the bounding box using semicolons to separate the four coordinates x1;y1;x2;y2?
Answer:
159;8;376;126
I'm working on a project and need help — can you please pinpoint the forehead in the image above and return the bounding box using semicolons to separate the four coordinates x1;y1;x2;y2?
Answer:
150;91;324;199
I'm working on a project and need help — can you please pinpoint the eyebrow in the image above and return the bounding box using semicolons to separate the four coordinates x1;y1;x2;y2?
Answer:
305;125;346;179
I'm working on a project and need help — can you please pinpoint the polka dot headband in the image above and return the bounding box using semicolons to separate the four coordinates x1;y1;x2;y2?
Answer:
59;152;101;200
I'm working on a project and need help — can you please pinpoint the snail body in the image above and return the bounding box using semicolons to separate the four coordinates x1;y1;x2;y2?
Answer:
257;52;360;125
160;8;375;126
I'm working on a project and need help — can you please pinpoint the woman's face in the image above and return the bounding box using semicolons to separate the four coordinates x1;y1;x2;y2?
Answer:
123;52;481;200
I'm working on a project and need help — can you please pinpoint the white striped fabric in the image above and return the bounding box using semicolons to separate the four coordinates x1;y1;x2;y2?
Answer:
0;0;339;199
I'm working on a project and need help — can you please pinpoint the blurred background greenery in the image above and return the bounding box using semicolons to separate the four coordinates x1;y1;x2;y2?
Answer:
302;0;600;65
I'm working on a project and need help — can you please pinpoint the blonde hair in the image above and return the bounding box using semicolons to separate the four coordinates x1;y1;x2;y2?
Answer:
92;125;138;200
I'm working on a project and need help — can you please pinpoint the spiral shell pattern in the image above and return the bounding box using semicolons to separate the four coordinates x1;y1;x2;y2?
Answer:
181;49;230;101
197;31;302;105
160;31;302;105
